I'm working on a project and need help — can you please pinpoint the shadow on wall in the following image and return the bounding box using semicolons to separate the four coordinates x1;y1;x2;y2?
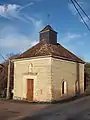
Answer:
84;63;90;92
75;80;80;96
84;73;86;91
84;65;87;92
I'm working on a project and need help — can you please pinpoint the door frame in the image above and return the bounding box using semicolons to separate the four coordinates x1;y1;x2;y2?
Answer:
23;74;37;101
61;81;68;96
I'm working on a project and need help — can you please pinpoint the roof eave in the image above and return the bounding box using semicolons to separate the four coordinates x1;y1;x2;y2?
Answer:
11;55;85;64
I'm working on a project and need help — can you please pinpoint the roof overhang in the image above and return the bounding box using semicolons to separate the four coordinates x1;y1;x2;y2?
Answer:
12;55;85;64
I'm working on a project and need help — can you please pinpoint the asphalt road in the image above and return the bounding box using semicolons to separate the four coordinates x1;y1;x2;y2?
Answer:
0;96;90;120
21;96;90;120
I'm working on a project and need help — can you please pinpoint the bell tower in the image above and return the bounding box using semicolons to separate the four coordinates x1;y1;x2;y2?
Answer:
39;25;57;44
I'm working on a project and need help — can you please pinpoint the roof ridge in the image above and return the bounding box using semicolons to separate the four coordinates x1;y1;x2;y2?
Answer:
40;25;56;33
35;40;52;55
16;40;85;63
20;41;40;55
45;44;53;55
18;41;44;58
58;44;84;62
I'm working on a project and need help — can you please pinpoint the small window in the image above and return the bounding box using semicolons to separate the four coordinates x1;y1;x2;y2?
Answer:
62;81;67;94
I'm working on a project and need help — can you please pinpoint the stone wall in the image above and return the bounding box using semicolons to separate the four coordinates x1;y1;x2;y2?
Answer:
13;56;84;102
13;57;52;102
51;58;84;101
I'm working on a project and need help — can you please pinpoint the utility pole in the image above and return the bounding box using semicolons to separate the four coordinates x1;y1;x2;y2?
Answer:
6;59;10;99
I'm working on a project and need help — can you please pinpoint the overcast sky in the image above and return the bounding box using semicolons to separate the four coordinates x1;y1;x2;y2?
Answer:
0;0;90;62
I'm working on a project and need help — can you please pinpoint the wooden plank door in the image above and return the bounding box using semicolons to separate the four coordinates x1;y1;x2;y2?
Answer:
27;79;33;101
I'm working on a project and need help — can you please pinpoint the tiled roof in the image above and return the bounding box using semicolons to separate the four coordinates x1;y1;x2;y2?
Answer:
16;40;84;63
40;25;57;33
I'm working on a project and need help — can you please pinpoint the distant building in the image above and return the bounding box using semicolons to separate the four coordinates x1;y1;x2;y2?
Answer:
13;25;85;102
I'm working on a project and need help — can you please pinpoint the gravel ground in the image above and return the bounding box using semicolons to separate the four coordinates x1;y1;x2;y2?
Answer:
0;100;47;120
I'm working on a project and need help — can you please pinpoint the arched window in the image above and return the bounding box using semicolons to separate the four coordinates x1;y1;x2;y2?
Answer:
29;63;33;73
62;81;67;94
75;80;79;94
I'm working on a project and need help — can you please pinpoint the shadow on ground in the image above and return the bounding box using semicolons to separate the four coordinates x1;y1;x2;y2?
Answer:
20;94;90;120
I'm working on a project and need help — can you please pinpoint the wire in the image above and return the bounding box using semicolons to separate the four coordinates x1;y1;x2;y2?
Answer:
0;53;7;62
73;0;90;22
70;0;90;32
